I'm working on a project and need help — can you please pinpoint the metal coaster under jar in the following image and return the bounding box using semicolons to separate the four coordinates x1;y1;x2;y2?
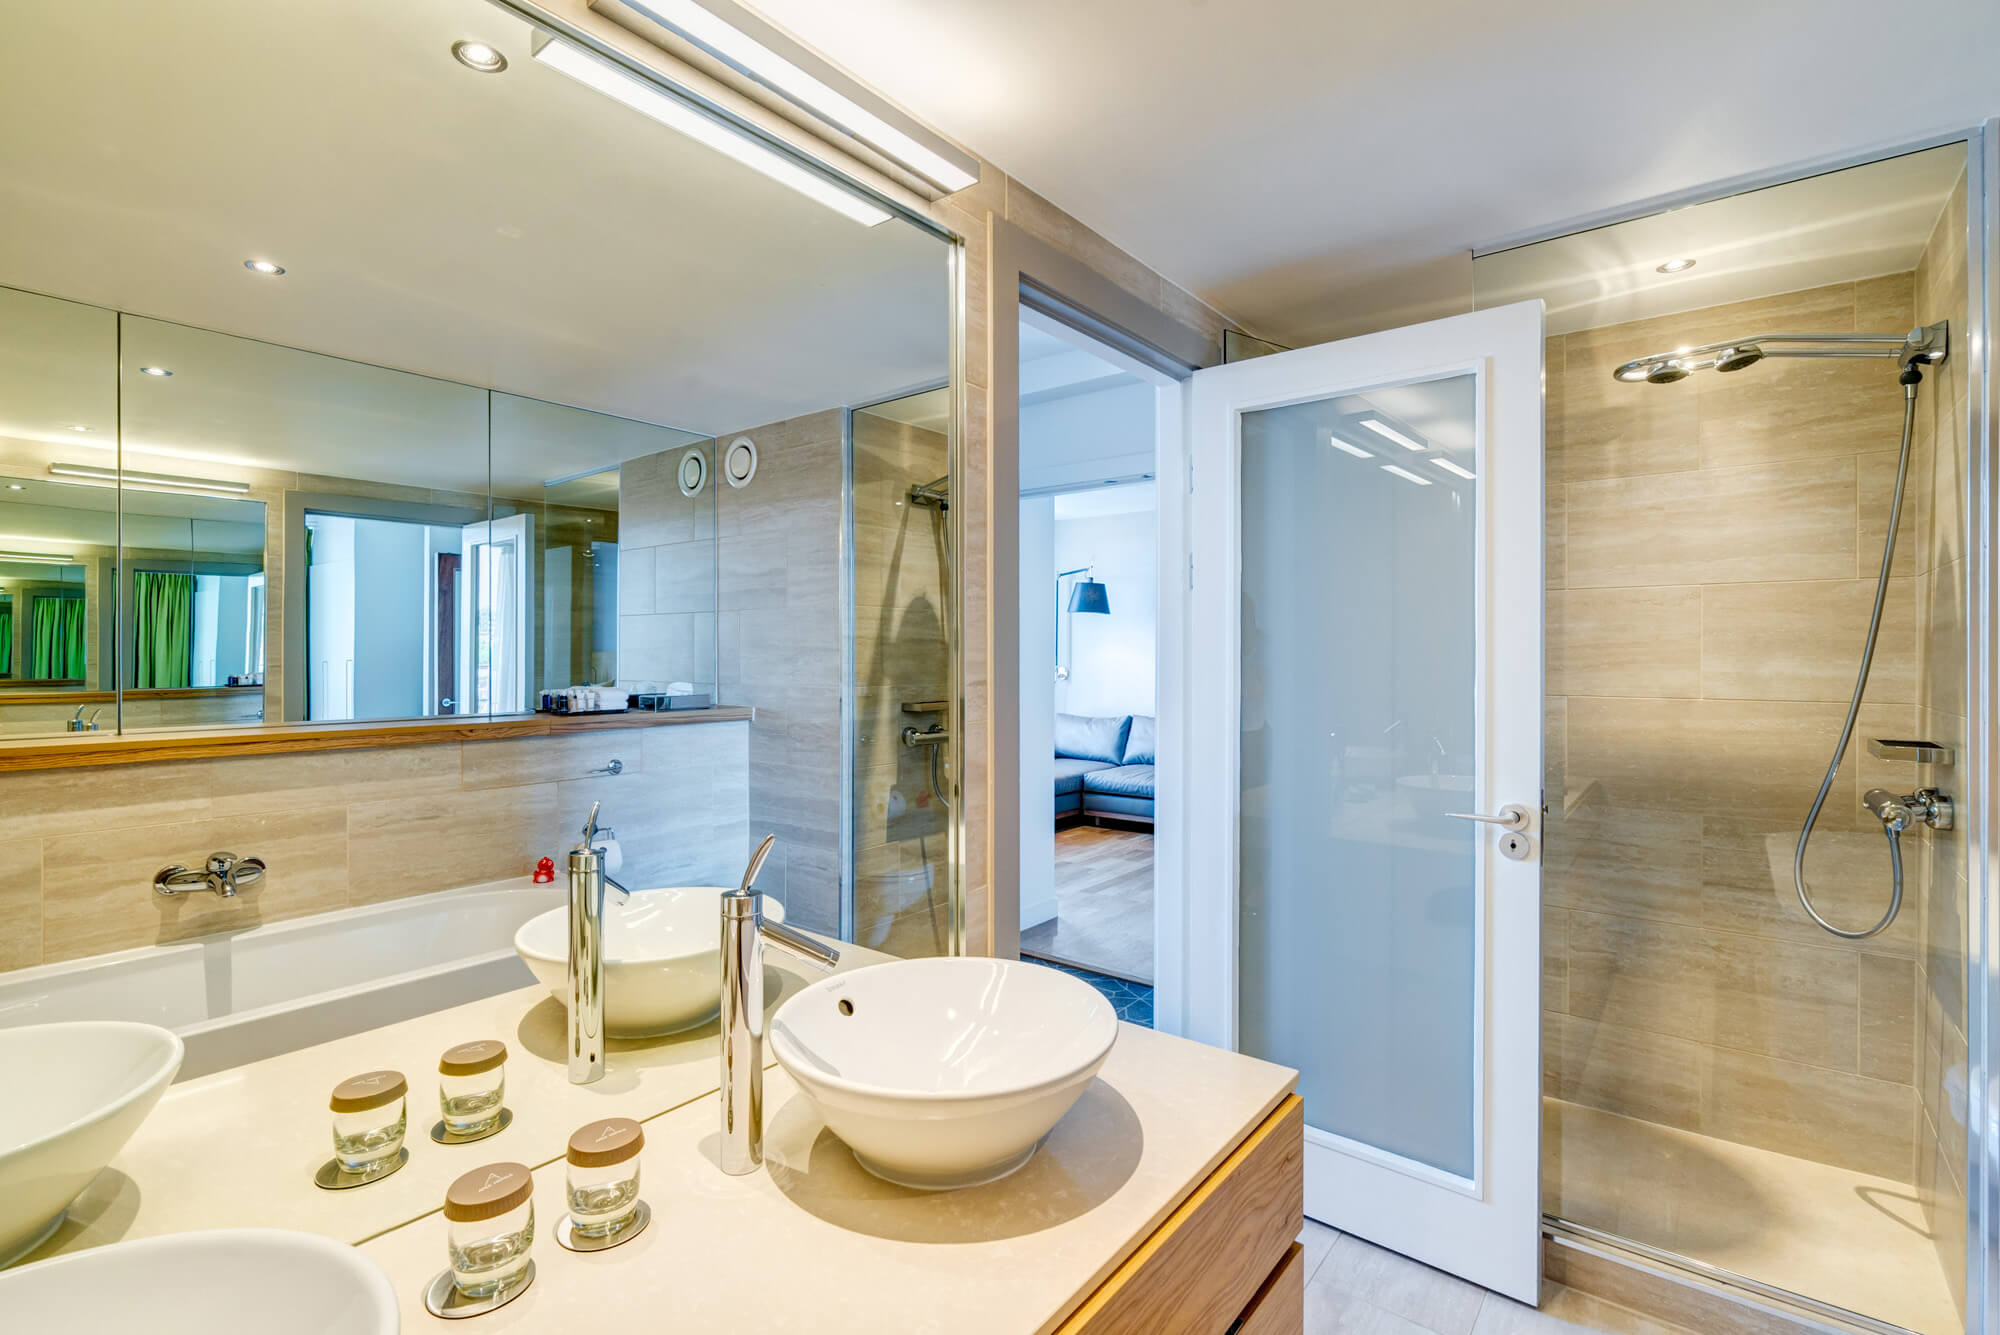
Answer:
556;1117;647;1251
317;1070;409;1189
427;1161;536;1318
432;1039;510;1144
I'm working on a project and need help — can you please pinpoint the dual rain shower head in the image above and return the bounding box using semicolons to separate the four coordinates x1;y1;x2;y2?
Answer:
1611;324;1946;385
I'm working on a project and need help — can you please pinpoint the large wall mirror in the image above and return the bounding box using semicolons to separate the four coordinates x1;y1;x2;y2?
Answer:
0;0;950;743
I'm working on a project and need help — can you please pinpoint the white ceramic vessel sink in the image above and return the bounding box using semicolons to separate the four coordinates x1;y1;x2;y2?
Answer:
0;1021;182;1265
515;887;785;1037
770;957;1118;1190
0;1228;398;1333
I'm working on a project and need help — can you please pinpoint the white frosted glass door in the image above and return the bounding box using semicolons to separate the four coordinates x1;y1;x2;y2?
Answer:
1183;302;1544;1302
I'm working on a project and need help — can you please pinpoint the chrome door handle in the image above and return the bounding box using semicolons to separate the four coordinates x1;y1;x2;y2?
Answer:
1445;804;1532;831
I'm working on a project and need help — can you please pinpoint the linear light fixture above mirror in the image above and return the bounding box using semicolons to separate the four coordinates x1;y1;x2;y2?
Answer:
49;464;251;496
0;551;78;564
609;0;979;193
531;32;893;226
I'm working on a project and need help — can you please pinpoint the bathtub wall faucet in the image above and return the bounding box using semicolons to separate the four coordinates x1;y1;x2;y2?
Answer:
153;852;266;898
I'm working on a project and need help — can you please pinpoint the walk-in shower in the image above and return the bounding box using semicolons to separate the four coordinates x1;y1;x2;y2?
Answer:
1474;140;1981;1335
1614;323;1953;942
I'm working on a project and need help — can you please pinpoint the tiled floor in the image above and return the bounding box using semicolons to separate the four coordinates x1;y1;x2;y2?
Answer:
1021;824;1153;982
1544;1099;1960;1335
1297;1222;1696;1335
1023;956;1154;1027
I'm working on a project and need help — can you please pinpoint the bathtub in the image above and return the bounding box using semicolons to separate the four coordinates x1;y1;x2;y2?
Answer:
0;879;564;1081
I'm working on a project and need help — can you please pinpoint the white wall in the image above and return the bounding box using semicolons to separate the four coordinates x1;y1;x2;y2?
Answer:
352;518;427;719
1054;500;1157;720
1019;495;1057;932
1020;381;1156;494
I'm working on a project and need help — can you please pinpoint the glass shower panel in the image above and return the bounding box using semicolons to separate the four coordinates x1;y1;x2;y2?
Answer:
849;392;953;957
1238;374;1479;1177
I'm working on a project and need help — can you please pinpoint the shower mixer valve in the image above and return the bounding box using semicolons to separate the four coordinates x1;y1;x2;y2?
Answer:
1864;787;1952;833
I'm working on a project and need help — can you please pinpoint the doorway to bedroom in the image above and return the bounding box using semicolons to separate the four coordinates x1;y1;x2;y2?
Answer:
1015;307;1163;1024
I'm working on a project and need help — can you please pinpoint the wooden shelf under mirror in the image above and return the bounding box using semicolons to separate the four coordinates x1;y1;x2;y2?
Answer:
0;706;753;772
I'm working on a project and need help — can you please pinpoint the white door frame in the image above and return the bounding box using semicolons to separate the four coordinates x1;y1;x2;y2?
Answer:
1182;301;1546;1302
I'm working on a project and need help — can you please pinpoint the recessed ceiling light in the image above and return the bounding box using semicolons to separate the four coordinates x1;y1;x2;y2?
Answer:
1656;258;1697;274
66;424;92;432
1359;418;1428;452
452;40;508;73
5;484;23;491
1328;435;1373;459
243;259;286;275
138;366;172;377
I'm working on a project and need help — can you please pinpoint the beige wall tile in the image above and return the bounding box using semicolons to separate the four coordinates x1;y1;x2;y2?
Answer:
0;837;43;971
1700;579;1916;704
1858;954;1917;1084
654;540;717;616
346;785;559;906
1544;804;1701;926
1544;1012;1703;1130
1567;458;1856;588
1543;906;1567;1014
461;732;627;790
1696;355;1903;471
1566;697;1856;823
1548;587;1699;698
42;809;349;963
1857;449;1922;581
1699;816;1919;957
1700;1046;1913;1181
1545;483;1567;591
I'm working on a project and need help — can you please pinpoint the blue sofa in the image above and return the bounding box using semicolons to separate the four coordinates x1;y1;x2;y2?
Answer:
1054;713;1155;827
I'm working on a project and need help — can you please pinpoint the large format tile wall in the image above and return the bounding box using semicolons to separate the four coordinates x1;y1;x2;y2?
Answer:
851;411;952;956
713;409;845;936
1912;170;1972;1318
618;443;719;698
1543;274;1939;1186
0;721;749;973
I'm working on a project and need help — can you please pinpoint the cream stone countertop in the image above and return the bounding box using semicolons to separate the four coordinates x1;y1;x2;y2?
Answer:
35;934;890;1261
361;1025;1297;1335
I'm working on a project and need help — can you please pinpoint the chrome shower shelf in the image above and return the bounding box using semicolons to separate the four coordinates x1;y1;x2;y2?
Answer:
1868;738;1953;765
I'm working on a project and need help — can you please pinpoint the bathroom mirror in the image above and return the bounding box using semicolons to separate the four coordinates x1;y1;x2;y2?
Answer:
0;289;118;737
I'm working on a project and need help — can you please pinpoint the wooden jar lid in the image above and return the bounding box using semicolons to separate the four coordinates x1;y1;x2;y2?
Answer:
566;1117;644;1168
443;1162;534;1223
439;1040;508;1077
329;1069;407;1114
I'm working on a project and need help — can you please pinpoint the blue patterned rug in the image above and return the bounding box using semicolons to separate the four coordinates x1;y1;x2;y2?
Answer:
1023;957;1153;1028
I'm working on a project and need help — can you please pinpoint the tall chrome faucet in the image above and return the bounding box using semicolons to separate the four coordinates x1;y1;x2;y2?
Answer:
720;834;839;1174
568;802;631;1085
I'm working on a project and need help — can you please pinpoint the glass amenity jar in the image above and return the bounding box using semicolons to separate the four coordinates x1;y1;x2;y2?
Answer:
438;1039;508;1135
329;1070;408;1174
444;1162;536;1300
565;1117;644;1238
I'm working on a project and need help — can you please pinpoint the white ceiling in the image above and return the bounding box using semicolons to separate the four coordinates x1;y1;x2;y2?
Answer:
0;0;949;486
745;0;2000;346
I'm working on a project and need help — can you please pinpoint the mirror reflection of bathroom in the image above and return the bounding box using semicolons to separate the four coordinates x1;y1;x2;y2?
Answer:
1016;308;1169;1024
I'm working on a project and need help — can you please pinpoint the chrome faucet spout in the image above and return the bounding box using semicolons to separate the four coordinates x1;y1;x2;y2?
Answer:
567;802;622;1084
719;834;838;1175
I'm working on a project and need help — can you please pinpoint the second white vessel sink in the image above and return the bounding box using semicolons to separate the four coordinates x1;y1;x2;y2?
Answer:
0;1020;182;1265
771;957;1118;1190
0;1228;398;1333
515;886;786;1037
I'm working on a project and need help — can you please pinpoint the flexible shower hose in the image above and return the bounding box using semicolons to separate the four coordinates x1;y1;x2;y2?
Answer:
1793;375;1920;939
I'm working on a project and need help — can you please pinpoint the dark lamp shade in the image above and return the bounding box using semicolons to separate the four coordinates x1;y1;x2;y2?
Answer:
1067;579;1110;615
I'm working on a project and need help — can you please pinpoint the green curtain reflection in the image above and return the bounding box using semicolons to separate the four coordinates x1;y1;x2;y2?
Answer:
133;571;194;689
30;595;85;680
0;601;11;677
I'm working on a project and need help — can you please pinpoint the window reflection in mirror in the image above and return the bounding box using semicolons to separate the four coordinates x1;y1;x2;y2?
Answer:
0;288;117;736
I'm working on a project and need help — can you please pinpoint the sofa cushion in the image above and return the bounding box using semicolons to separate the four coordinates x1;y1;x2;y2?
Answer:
1054;755;1114;795
1122;715;1156;765
1055;713;1131;765
1082;763;1155;799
